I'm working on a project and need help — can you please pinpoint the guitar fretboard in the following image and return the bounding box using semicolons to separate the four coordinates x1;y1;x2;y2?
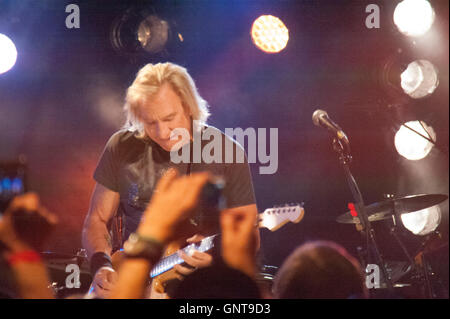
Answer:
150;235;217;278
148;204;303;278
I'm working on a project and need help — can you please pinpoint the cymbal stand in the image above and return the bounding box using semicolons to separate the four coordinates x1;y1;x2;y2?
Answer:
390;200;447;298
332;138;394;294
414;232;448;298
389;202;416;266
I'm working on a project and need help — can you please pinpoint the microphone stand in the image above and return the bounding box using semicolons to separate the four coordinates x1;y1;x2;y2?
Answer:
331;138;394;295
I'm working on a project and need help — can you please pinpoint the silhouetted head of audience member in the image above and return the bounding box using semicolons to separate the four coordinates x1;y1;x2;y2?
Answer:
172;260;261;299
273;241;367;299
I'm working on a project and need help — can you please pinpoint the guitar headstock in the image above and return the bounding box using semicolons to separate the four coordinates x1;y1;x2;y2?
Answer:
259;203;305;232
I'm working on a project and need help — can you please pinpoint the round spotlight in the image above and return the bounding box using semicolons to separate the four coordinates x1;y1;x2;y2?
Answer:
401;60;439;99
137;15;169;54
251;15;289;53
110;9;171;57
393;0;435;37
394;120;436;160
400;205;441;235
0;33;18;75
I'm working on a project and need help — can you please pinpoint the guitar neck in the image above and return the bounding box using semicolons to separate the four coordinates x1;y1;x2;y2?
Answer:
149;203;304;278
150;235;217;278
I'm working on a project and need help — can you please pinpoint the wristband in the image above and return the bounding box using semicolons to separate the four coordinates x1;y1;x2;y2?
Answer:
90;252;113;277
7;250;42;265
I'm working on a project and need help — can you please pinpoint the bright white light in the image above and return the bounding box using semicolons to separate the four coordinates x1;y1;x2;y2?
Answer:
401;205;441;235
251;15;289;53
0;33;18;74
393;0;435;37
394;121;435;160
401;60;439;98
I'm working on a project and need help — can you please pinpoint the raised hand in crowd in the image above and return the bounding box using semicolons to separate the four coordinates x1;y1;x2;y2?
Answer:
220;207;258;279
0;192;58;299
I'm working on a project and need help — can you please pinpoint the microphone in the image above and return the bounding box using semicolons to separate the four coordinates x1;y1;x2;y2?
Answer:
312;109;350;147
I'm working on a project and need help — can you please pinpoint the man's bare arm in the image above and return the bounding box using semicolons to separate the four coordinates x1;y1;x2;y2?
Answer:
82;183;120;258
0;193;57;299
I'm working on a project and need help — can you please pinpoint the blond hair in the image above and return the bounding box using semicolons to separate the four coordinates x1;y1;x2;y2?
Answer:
123;62;210;138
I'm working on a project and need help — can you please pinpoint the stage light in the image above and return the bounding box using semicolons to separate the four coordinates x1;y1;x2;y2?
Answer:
110;9;171;56
251;15;289;53
394;120;436;161
401;60;439;99
137;15;169;54
0;33;17;75
393;0;435;37
379;55;440;103
400;205;441;235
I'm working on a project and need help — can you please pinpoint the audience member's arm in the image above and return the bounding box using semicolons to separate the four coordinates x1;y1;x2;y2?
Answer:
220;207;257;278
226;204;260;252
109;169;210;299
0;193;58;299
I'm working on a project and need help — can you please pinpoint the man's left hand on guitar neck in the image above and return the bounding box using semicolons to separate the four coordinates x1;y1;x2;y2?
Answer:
172;234;213;280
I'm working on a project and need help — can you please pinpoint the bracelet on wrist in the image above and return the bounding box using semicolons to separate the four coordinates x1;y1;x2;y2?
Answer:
123;233;165;264
7;250;42;265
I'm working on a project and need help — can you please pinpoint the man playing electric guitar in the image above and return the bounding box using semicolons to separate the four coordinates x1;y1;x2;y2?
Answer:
82;62;260;298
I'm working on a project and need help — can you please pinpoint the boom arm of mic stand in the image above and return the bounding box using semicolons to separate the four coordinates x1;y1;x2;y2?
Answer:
331;138;394;293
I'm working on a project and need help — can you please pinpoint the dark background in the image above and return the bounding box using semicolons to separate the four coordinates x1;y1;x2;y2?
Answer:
0;0;448;289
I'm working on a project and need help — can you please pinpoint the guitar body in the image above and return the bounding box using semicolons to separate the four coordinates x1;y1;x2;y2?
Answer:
150;239;186;296
111;249;126;270
111;236;191;298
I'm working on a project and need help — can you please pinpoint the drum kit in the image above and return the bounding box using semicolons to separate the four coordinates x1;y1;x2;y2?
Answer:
336;193;448;298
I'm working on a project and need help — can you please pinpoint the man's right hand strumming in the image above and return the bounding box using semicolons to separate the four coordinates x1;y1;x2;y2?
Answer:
90;267;118;298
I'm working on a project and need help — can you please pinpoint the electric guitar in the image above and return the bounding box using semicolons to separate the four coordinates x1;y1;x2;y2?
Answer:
149;203;305;293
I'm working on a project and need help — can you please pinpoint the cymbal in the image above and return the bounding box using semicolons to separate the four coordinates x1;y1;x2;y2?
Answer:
336;194;448;224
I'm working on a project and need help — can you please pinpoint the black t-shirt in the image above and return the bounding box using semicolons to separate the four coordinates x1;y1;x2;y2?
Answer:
93;125;256;242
